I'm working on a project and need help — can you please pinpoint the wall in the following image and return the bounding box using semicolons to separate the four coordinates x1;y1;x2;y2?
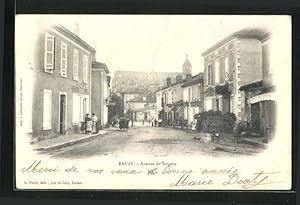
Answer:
238;38;263;87
91;70;102;124
262;39;272;86
32;28;92;139
203;39;236;87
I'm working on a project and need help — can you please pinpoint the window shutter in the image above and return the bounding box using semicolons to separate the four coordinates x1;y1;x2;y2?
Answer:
44;33;55;72
43;89;52;130
207;65;211;85
72;93;80;124
83;55;88;83
60;42;67;77
215;61;220;84
73;49;79;80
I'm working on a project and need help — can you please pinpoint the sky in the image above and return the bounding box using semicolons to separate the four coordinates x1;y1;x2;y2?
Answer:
21;15;290;76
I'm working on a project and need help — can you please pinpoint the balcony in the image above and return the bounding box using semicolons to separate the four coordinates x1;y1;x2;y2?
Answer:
205;81;233;96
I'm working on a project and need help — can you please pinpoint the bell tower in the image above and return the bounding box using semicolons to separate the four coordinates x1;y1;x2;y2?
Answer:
183;54;192;75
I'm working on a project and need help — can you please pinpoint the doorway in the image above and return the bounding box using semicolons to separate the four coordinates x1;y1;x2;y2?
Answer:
251;102;260;133
59;94;66;134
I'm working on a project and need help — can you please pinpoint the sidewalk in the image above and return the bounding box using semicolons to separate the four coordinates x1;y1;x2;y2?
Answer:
33;130;108;151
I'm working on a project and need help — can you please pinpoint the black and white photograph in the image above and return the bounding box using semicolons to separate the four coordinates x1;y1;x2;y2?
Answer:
15;15;291;190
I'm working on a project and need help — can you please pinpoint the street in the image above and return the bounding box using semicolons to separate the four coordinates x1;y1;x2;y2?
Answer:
40;125;265;159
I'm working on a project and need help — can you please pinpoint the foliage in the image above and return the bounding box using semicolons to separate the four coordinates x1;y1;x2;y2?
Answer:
195;111;236;133
108;92;124;123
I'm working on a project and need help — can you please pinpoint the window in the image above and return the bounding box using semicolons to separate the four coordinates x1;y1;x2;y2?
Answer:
207;64;211;85
225;57;229;80
83;55;88;83
43;89;52;130
183;88;188;102
215;61;220;84
205;98;213;111
207;64;214;86
216;99;220;111
44;33;55;73
72;93;80;124
184;107;188;120
60;42;67;77
188;87;192;102
73;49;79;80
81;95;89;121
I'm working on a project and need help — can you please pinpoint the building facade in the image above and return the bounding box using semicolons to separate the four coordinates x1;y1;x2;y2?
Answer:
125;95;156;121
18;24;96;140
239;34;276;138
91;62;111;126
202;28;270;123
182;73;204;127
157;75;186;126
155;56;196;126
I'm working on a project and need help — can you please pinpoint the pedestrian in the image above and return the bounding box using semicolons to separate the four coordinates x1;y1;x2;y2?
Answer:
154;119;158;127
85;114;92;134
151;118;154;127
92;113;98;134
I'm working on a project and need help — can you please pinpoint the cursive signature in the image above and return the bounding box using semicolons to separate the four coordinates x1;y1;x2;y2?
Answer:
222;171;280;189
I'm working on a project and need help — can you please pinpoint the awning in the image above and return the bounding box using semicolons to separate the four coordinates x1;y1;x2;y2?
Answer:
248;92;276;104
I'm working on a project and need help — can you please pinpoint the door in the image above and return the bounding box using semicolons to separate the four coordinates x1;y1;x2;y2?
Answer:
223;96;230;113
59;94;66;134
251;102;260;133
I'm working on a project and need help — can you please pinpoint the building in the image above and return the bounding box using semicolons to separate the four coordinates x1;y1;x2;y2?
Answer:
201;27;270;123
125;94;156;121
17;23;100;141
112;70;186;118
91;62;111;126
182;73;205;127
239;33;275;138
156;55;197;126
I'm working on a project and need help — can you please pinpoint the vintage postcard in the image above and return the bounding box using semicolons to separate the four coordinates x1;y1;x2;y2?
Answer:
15;15;291;190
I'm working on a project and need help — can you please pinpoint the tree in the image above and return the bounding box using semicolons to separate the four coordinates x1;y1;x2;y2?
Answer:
107;92;124;123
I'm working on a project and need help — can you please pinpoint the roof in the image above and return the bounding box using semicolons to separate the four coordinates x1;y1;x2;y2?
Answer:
112;70;184;94
239;80;263;91
155;80;186;92
52;25;96;53
127;94;156;103
202;27;271;57
135;105;156;112
181;73;204;88
172;100;184;107
92;61;110;74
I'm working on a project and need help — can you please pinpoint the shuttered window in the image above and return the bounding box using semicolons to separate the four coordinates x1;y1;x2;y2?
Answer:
225;57;229;80
73;49;79;80
83;55;88;83
215;61;220;84
60;41;67;77
44;33;55;73
72;93;81;124
43;89;52;130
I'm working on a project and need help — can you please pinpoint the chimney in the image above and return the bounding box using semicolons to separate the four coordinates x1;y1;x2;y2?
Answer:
186;74;192;81
176;75;183;82
167;77;172;86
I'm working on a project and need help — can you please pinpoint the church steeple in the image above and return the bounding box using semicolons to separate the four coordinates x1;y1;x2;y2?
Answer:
183;54;192;75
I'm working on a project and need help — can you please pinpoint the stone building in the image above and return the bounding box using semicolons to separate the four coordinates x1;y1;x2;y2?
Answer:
125;94;156;121
91;62;111;126
201;27;270;122
16;22;112;141
239;33;276;138
156;55;198;126
182;73;204;127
